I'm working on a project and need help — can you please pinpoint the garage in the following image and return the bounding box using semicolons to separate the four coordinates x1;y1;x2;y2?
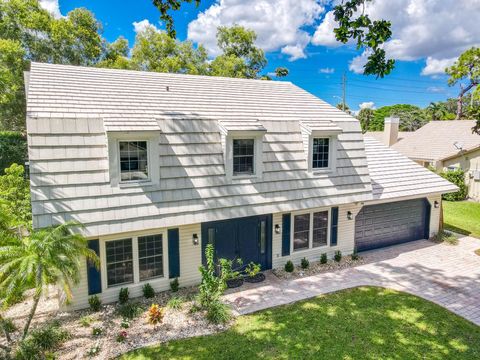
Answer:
355;198;431;252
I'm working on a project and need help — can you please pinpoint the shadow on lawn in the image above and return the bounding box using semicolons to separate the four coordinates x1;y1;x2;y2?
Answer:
121;286;480;360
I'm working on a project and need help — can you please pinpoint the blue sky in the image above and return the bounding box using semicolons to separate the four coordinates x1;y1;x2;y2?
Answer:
50;0;478;111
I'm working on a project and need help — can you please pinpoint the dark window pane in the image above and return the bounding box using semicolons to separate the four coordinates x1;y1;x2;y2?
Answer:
233;139;255;175
106;239;133;287
119;141;149;182
138;234;163;281
313;211;328;247
312;138;329;169
293;213;310;251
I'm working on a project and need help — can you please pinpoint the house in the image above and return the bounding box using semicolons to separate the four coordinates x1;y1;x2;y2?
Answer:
368;119;480;201
25;63;457;309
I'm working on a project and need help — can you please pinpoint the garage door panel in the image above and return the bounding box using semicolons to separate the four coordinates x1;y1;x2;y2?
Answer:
355;199;430;252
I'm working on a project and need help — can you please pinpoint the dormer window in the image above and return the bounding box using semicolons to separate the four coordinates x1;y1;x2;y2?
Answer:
119;141;149;182
233;139;255;175
312;138;330;169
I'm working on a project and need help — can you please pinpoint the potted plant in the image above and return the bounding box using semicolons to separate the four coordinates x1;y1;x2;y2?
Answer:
244;262;265;283
219;258;244;288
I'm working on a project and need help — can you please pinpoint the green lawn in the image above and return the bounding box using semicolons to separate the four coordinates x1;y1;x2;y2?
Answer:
443;200;480;238
121;287;480;360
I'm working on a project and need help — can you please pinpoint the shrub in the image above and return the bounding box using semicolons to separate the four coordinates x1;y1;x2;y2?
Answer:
167;296;185;310
117;302;144;320
334;251;342;262
147;304;164;327
245;262;261;277
205;300;231;324
198;244;227;308
0;131;27;174
120;319;130;329
92;327;103;336
219;258;243;280
320;253;328;264
351;249;359;261
80;315;92;327
300;257;309;269
119;287;129;304
88;295;101;312
170;278;179;292
432;230;459;245
284;260;294;273
86;343;101;357
16;321;69;359
0;317;16;335
439;169;468;201
142;283;155;299
116;330;128;343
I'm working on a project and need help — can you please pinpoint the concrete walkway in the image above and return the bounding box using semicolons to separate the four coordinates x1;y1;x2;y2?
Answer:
223;237;480;326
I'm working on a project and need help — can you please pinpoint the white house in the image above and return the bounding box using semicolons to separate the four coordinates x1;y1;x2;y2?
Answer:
25;63;457;309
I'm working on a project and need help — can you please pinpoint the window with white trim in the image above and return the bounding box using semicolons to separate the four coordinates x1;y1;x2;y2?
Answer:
312;138;330;169
138;234;163;281
292;209;330;252
233;139;255;175
106;239;134;287
119;141;149;182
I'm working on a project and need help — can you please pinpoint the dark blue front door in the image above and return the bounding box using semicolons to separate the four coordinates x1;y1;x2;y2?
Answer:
201;214;272;270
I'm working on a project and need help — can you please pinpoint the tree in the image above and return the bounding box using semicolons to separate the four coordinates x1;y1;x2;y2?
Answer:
446;47;480;120
0;164;31;226
97;36;134;70
152;0;200;38
275;67;289;78
131;26;208;75
336;102;352;115
0;222;99;343
369;104;427;131
357;107;375;132
426;102;449;121
213;25;267;79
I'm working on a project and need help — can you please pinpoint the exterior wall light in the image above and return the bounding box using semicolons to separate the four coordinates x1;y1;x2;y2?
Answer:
347;211;353;220
275;224;281;234
192;233;199;245
434;201;439;208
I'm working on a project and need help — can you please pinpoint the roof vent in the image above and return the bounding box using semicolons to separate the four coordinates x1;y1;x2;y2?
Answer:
454;141;463;151
166;86;170;92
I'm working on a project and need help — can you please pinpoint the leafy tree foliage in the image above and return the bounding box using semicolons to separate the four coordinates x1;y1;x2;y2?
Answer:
152;0;200;38
0;131;27;174
0;163;31;226
425;102;453;121
357;107;374;132
439;169;468;201
333;0;394;77
96;36;133;70
336;102;352;115
446;47;480;122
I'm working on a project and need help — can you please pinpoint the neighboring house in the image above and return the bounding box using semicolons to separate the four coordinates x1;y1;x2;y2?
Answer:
25;63;457;309
368;119;480;201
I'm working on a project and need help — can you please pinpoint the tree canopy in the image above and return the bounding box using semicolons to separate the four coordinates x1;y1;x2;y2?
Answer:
360;104;428;132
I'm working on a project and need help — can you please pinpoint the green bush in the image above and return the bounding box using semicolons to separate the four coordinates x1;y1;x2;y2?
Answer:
142;283;155;299
245;262;261;277
16;321;69;359
119;288;129;304
320;253;328;264
170;278;179;292
334;251;342;262
205;300;231;324
284;260;294;273
300;257;309;269
92;327;103;336
88;295;101;312
440;169;468;201
79;315;92;327
198;244;227;309
0;131;27;174
432;230;459;245
351;249;359;261
167;296;185;310
117;302;144;320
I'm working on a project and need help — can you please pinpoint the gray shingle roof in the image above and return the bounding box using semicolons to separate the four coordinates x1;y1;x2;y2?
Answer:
391;120;479;161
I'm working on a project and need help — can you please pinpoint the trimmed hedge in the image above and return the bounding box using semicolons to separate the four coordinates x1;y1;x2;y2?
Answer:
0;131;27;174
440;169;468;201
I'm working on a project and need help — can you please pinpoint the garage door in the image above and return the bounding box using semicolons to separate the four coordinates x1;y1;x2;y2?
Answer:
355;198;431;252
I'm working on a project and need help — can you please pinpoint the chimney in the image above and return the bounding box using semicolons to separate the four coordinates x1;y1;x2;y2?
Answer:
384;117;399;146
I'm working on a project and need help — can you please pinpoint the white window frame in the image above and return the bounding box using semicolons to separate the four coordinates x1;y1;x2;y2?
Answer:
308;134;337;174
291;208;331;254
225;131;264;181
100;230;168;290
107;132;160;188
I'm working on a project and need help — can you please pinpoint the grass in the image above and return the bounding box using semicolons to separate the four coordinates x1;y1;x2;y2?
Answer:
166;296;185;310
431;230;459;245
443;201;480;238
120;287;480;360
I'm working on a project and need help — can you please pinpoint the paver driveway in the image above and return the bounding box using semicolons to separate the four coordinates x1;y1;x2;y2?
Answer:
223;236;480;325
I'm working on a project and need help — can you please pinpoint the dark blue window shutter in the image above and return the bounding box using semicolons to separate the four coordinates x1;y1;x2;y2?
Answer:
330;207;339;246
424;200;431;239
282;213;291;256
168;228;180;279
87;239;101;295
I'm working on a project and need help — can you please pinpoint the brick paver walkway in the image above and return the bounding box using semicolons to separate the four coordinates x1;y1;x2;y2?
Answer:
223;237;480;325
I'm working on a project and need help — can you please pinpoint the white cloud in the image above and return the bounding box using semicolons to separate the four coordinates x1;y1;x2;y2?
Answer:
133;19;159;33
187;0;325;60
427;86;446;93
319;67;335;74
359;101;375;109
39;0;62;18
313;0;480;74
421;57;457;76
281;45;307;61
348;51;369;74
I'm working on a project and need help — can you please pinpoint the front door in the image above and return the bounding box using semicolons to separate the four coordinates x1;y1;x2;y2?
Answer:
201;214;272;270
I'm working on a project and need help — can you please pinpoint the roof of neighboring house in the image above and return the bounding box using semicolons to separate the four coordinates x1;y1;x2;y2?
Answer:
364;131;414;143
25;63;456;235
364;137;458;200
391;120;480;162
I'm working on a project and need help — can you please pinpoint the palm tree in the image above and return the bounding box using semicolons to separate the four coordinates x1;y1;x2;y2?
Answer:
0;221;99;340
426;102;448;120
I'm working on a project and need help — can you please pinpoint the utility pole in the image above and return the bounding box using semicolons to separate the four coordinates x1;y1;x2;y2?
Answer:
342;71;346;112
